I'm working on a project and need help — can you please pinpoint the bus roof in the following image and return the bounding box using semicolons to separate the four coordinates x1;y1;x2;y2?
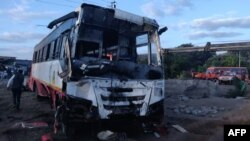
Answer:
81;3;159;27
34;3;159;52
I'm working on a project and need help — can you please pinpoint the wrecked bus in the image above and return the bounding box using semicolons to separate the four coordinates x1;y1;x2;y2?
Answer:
29;3;166;134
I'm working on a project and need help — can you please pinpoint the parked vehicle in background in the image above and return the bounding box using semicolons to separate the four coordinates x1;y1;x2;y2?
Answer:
218;71;235;84
193;72;206;79
193;67;220;80
218;67;248;84
205;67;220;80
193;67;249;83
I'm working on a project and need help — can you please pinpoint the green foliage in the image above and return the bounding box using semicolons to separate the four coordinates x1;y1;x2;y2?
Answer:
205;54;239;67
227;77;247;98
197;66;206;72
179;71;192;79
164;51;214;78
163;49;250;79
222;55;238;66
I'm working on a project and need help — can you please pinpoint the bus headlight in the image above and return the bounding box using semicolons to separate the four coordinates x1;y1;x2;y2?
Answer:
150;88;164;104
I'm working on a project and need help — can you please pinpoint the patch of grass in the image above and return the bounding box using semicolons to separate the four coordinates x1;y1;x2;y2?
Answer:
226;77;247;98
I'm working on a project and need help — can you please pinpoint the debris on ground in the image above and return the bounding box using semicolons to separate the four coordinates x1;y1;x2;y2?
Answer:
153;132;160;138
0;79;249;141
172;125;188;133
97;130;128;141
178;95;189;101
41;133;53;141
142;123;168;138
172;105;226;117
97;130;116;141
11;121;48;129
235;96;245;100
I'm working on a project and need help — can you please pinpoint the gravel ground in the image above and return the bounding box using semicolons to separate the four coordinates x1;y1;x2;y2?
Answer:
0;79;250;141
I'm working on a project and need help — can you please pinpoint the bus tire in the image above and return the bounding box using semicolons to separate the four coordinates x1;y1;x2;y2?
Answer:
56;105;76;138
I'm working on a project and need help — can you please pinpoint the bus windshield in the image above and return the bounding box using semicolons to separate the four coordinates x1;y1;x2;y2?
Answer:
75;26;161;65
71;5;163;80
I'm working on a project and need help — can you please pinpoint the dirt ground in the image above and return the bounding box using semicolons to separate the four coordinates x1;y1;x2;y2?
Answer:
0;79;250;141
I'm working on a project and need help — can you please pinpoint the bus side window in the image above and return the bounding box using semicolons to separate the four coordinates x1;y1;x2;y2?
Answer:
53;41;57;59
60;36;67;59
57;36;64;59
37;50;40;62
41;47;45;62
43;46;47;61
55;36;62;58
49;41;55;59
46;44;51;60
33;51;37;62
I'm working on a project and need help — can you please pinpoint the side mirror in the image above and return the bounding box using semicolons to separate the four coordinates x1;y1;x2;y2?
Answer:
158;26;168;35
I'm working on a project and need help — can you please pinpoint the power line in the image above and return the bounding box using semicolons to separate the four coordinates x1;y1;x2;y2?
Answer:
64;0;116;8
67;0;104;7
96;0;110;4
86;0;109;6
36;24;47;27
65;0;81;4
36;0;76;8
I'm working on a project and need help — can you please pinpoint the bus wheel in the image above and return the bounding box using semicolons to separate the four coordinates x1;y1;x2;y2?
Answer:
55;105;75;138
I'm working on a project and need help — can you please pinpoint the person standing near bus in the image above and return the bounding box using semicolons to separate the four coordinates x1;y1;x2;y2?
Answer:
7;69;24;111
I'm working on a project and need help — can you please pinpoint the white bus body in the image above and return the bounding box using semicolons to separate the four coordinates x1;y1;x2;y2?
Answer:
29;3;166;133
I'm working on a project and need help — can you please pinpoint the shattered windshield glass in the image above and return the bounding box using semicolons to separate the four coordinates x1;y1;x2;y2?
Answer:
70;5;162;80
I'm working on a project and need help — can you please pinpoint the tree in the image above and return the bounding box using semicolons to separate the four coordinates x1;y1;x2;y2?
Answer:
164;51;214;78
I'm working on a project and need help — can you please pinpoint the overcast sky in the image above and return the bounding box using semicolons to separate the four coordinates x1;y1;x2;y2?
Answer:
1;0;250;59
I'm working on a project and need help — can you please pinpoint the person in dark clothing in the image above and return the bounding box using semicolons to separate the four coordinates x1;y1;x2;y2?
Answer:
7;69;24;110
